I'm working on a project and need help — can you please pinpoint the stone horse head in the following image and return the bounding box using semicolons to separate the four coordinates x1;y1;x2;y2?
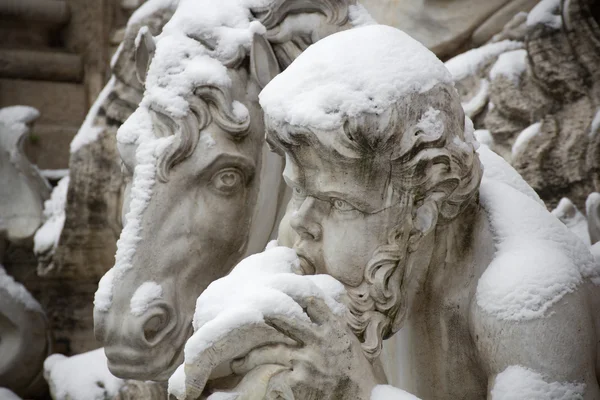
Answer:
93;0;369;381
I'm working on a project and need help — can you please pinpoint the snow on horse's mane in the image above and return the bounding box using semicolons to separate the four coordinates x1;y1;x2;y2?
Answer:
95;0;373;313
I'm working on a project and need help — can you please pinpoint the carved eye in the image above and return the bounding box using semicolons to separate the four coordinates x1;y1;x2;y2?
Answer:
211;168;244;194
292;186;307;199
331;198;356;212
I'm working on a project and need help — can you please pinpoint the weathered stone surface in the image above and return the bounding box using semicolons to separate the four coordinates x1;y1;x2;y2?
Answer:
93;0;360;383
361;0;539;59
0;79;86;127
177;23;600;399
23;125;79;170
449;0;600;209
0;49;83;82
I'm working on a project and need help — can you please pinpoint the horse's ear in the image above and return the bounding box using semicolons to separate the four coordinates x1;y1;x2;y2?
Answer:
250;33;280;89
135;26;156;85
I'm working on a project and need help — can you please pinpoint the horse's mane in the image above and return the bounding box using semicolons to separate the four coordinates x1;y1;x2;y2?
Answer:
136;0;361;181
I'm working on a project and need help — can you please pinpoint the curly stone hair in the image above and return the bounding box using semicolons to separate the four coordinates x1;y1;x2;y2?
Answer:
266;82;483;358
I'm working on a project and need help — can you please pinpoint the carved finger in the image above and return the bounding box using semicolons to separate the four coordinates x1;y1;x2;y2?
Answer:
262;274;341;326
230;343;298;375
181;318;295;400
263;313;319;345
306;295;342;325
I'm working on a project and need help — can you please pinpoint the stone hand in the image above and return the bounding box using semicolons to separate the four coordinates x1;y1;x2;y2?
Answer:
229;291;379;400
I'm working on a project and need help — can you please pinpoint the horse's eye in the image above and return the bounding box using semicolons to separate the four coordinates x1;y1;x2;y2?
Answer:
331;198;356;212
211;168;244;194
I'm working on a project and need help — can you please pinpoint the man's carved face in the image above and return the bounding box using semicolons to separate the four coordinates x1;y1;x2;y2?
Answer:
283;143;404;287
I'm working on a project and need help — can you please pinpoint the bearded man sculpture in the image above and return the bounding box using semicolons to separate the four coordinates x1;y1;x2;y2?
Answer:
172;24;600;400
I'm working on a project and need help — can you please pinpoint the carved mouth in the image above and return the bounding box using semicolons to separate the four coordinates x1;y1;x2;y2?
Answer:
106;323;192;381
296;254;316;275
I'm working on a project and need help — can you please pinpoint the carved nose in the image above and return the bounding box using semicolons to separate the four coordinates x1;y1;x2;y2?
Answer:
290;197;322;241
141;305;175;347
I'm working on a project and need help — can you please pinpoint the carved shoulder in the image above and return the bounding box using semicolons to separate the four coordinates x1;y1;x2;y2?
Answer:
471;287;599;395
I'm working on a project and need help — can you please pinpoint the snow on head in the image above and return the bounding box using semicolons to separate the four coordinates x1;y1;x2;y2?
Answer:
139;0;273;118
491;365;585;400
130;281;163;316
259;24;453;131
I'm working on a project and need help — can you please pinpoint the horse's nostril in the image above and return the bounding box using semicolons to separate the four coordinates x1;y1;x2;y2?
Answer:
142;307;172;345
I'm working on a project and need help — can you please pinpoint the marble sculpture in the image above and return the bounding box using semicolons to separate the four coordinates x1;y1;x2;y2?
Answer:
93;0;374;383
171;24;600;400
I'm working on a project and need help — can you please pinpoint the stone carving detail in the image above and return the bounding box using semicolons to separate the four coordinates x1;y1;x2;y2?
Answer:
0;106;50;243
173;24;600;399
360;0;541;59
447;0;600;210
0;265;51;399
93;0;373;383
0;106;51;398
32;0;178;355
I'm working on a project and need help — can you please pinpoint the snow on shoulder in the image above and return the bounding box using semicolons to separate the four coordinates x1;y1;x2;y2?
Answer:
476;174;597;321
259;24;453;131
491;365;585;400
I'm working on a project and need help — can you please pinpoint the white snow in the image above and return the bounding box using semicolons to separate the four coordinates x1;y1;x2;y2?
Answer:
474;143;600;320
44;349;124;400
474;129;494;148
490;49;528;84
371;385;420;400
491;365;585;400
259;25;453;131
40;169;69;180
416;107;444;137
0;106;39;133
527;0;562;30
551;198;590;246
170;246;346;398
70;77;115;153
199;133;216;149
184;245;344;357
462;79;489;118
590;109;600;137
0;388;22;400
348;3;377;27
512;122;541;157
477;145;543;205
476;177;596;320
168;364;187;400
130;281;163;316
0;266;43;313
94;107;174;312
128;0;179;26
586;192;600;217
34;176;69;256
445;40;524;82
140;0;277;119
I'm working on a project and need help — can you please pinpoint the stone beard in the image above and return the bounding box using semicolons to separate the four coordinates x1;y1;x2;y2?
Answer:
266;83;482;361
